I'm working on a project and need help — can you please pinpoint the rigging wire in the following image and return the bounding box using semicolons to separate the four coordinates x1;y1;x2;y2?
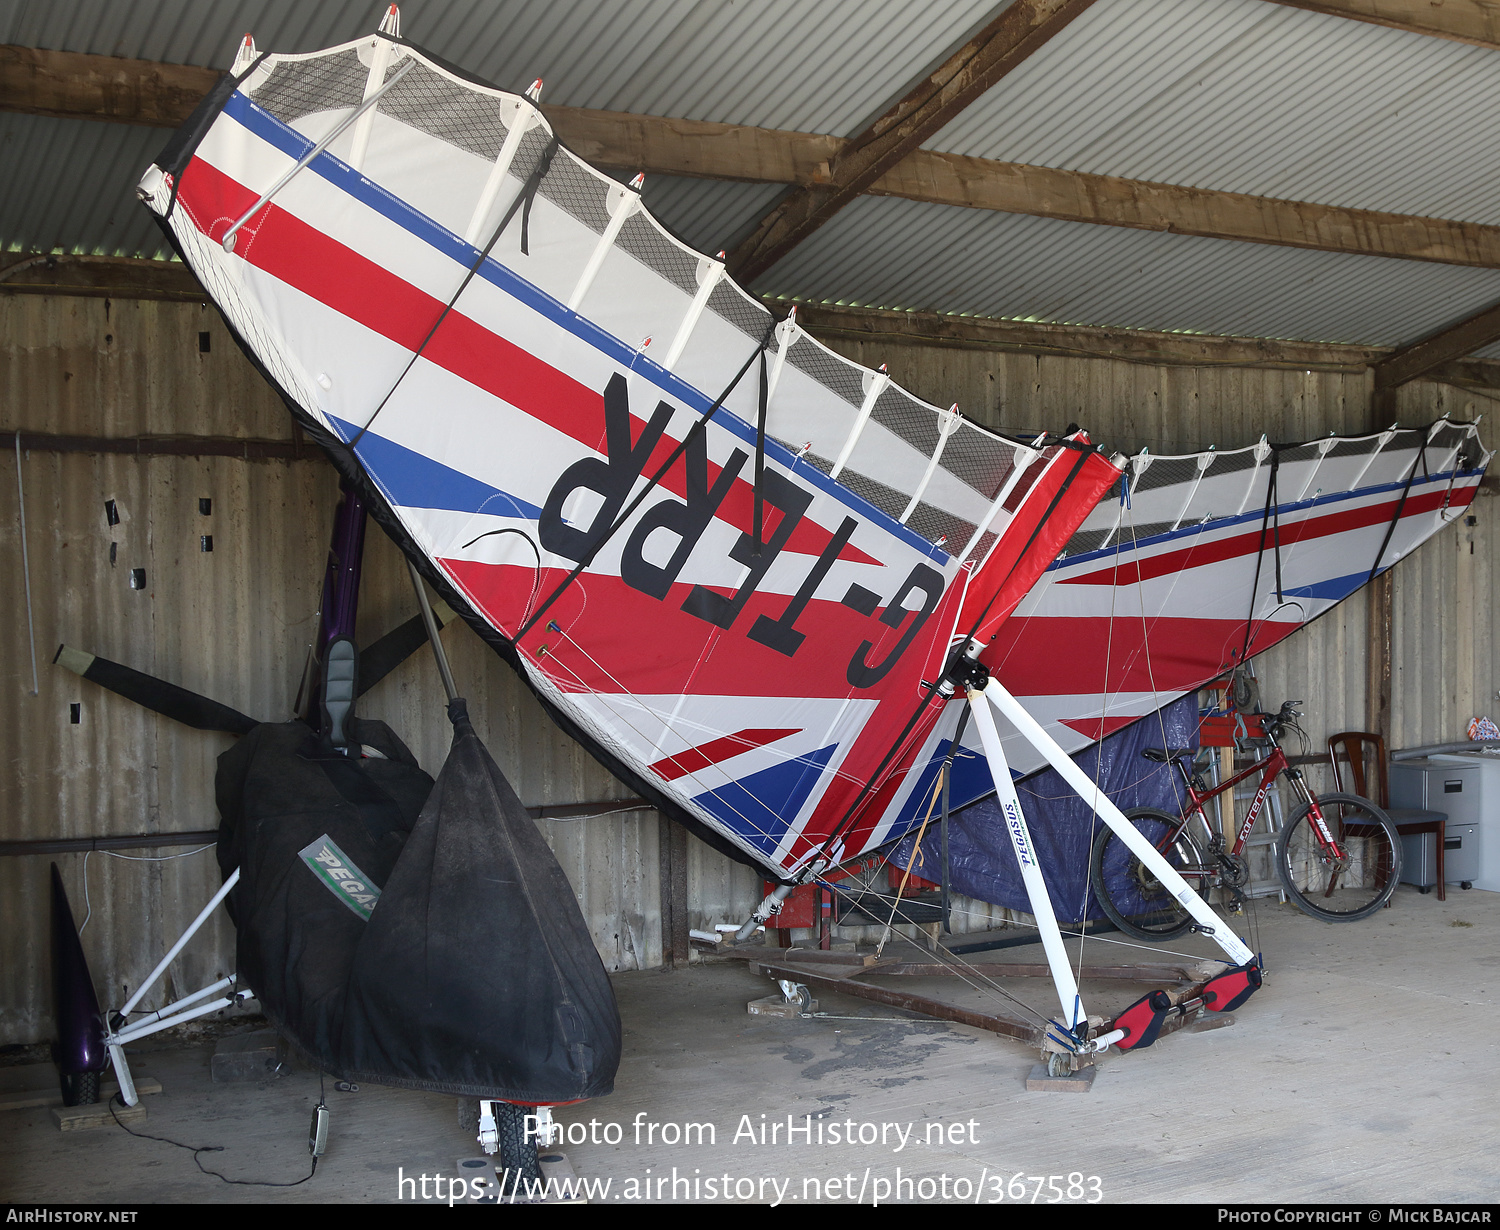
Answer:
842;881;1234;969
535;623;814;852
1075;478;1128;999
875;770;945;958
817;873;1055;1030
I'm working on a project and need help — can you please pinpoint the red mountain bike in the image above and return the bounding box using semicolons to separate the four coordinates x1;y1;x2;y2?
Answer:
1090;701;1403;938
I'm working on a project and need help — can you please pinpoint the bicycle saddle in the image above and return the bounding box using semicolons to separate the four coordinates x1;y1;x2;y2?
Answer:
1142;747;1195;764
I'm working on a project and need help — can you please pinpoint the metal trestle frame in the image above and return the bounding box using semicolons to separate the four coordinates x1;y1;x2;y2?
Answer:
103;867;253;1105
963;656;1255;1053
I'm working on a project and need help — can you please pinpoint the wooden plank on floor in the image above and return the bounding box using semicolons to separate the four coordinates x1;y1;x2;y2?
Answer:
51;1101;146;1131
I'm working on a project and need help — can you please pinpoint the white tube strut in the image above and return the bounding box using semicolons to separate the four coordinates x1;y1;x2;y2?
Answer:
119;867;241;1018
979;675;1255;967
965;686;1087;1034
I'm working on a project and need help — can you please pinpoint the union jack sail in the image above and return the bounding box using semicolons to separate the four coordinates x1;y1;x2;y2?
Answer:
139;28;1488;879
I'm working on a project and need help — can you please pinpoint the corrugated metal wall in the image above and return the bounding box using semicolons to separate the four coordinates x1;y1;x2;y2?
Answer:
820;331;1498;787
3;293;1493;1044
0;293;761;1045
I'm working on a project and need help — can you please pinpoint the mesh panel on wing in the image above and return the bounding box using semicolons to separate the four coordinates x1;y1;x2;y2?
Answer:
1277;442;1323;468
536;146;612;233
250;51;368;125
1326;437;1380;461
835;467;913;524
869;386;940;458
787;338;865;407
1131;456;1202;493
615;214;699;295
1429;423;1471;458
903;503;974;555
375;61;508;161
1117;520;1177;545
964;530;998;566
707;281;772;341
1060;526;1118;558
1202;449;1260;475
940;422;1017;499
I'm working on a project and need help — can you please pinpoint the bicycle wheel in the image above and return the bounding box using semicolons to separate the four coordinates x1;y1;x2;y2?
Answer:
1089;809;1204;941
1275;793;1403;922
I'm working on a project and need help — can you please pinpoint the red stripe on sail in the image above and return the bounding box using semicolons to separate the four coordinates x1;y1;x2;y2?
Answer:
648;729;802;782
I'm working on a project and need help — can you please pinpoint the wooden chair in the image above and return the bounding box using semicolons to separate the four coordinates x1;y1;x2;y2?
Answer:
1327;731;1446;901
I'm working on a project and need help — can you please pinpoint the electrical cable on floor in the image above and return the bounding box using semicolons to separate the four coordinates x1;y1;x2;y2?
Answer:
109;1091;319;1187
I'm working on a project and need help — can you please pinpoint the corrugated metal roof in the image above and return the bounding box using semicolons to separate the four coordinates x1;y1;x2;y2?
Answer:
0;114;172;259
0;0;1005;132
757;195;1500;348
641;175;785;256
930;0;1500;226
4;0;1500;358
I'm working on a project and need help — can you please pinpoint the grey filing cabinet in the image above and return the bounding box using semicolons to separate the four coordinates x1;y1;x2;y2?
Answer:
1389;754;1497;891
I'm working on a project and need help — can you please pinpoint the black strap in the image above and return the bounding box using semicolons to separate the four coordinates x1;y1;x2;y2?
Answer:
752;349;769;556
517;319;777;640
1367;434;1429;585
349;135;561;451
1238;449;1282;665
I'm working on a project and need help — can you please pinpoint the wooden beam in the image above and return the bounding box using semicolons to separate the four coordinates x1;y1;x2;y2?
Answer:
1267;1;1500;50
0;252;204;300
799;300;1500;386
871;153;1500;270
543;103;840;186
10;45;1500;272
792;301;1387;372
1370;299;1500;391
0;44;219;126
15;250;1500;390
725;0;1097;282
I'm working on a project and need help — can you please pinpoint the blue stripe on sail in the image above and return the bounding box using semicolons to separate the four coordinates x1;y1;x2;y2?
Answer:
1051;468;1473;573
217;89;949;565
1279;570;1368;602
691;744;839;858
326;415;541;520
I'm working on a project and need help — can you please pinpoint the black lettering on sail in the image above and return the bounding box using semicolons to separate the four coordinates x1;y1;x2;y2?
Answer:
681;469;812;630
748;516;858;656
621;431;747;600
539;374;674;563
846;563;945;689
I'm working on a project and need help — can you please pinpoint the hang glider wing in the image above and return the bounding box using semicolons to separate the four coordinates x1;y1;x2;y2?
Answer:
925;421;1490;797
138;34;1119;880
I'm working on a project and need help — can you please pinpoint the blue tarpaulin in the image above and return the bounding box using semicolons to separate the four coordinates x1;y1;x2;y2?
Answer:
890;695;1200;923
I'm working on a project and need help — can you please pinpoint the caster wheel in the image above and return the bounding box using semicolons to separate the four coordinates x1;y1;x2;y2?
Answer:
59;1070;99;1107
1462;881;1473;891
1046;1051;1072;1078
1419;886;1431;895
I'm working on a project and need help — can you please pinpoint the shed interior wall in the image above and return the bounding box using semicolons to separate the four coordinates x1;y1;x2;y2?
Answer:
1;292;1491;1045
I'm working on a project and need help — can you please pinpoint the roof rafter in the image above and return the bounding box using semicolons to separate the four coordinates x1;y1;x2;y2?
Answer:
1266;1;1500;50
1370;299;1500;390
8;41;1500;276
0;44;218;125
723;0;1097;282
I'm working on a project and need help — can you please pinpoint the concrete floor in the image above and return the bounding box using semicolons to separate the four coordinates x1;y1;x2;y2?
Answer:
2;883;1495;1205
